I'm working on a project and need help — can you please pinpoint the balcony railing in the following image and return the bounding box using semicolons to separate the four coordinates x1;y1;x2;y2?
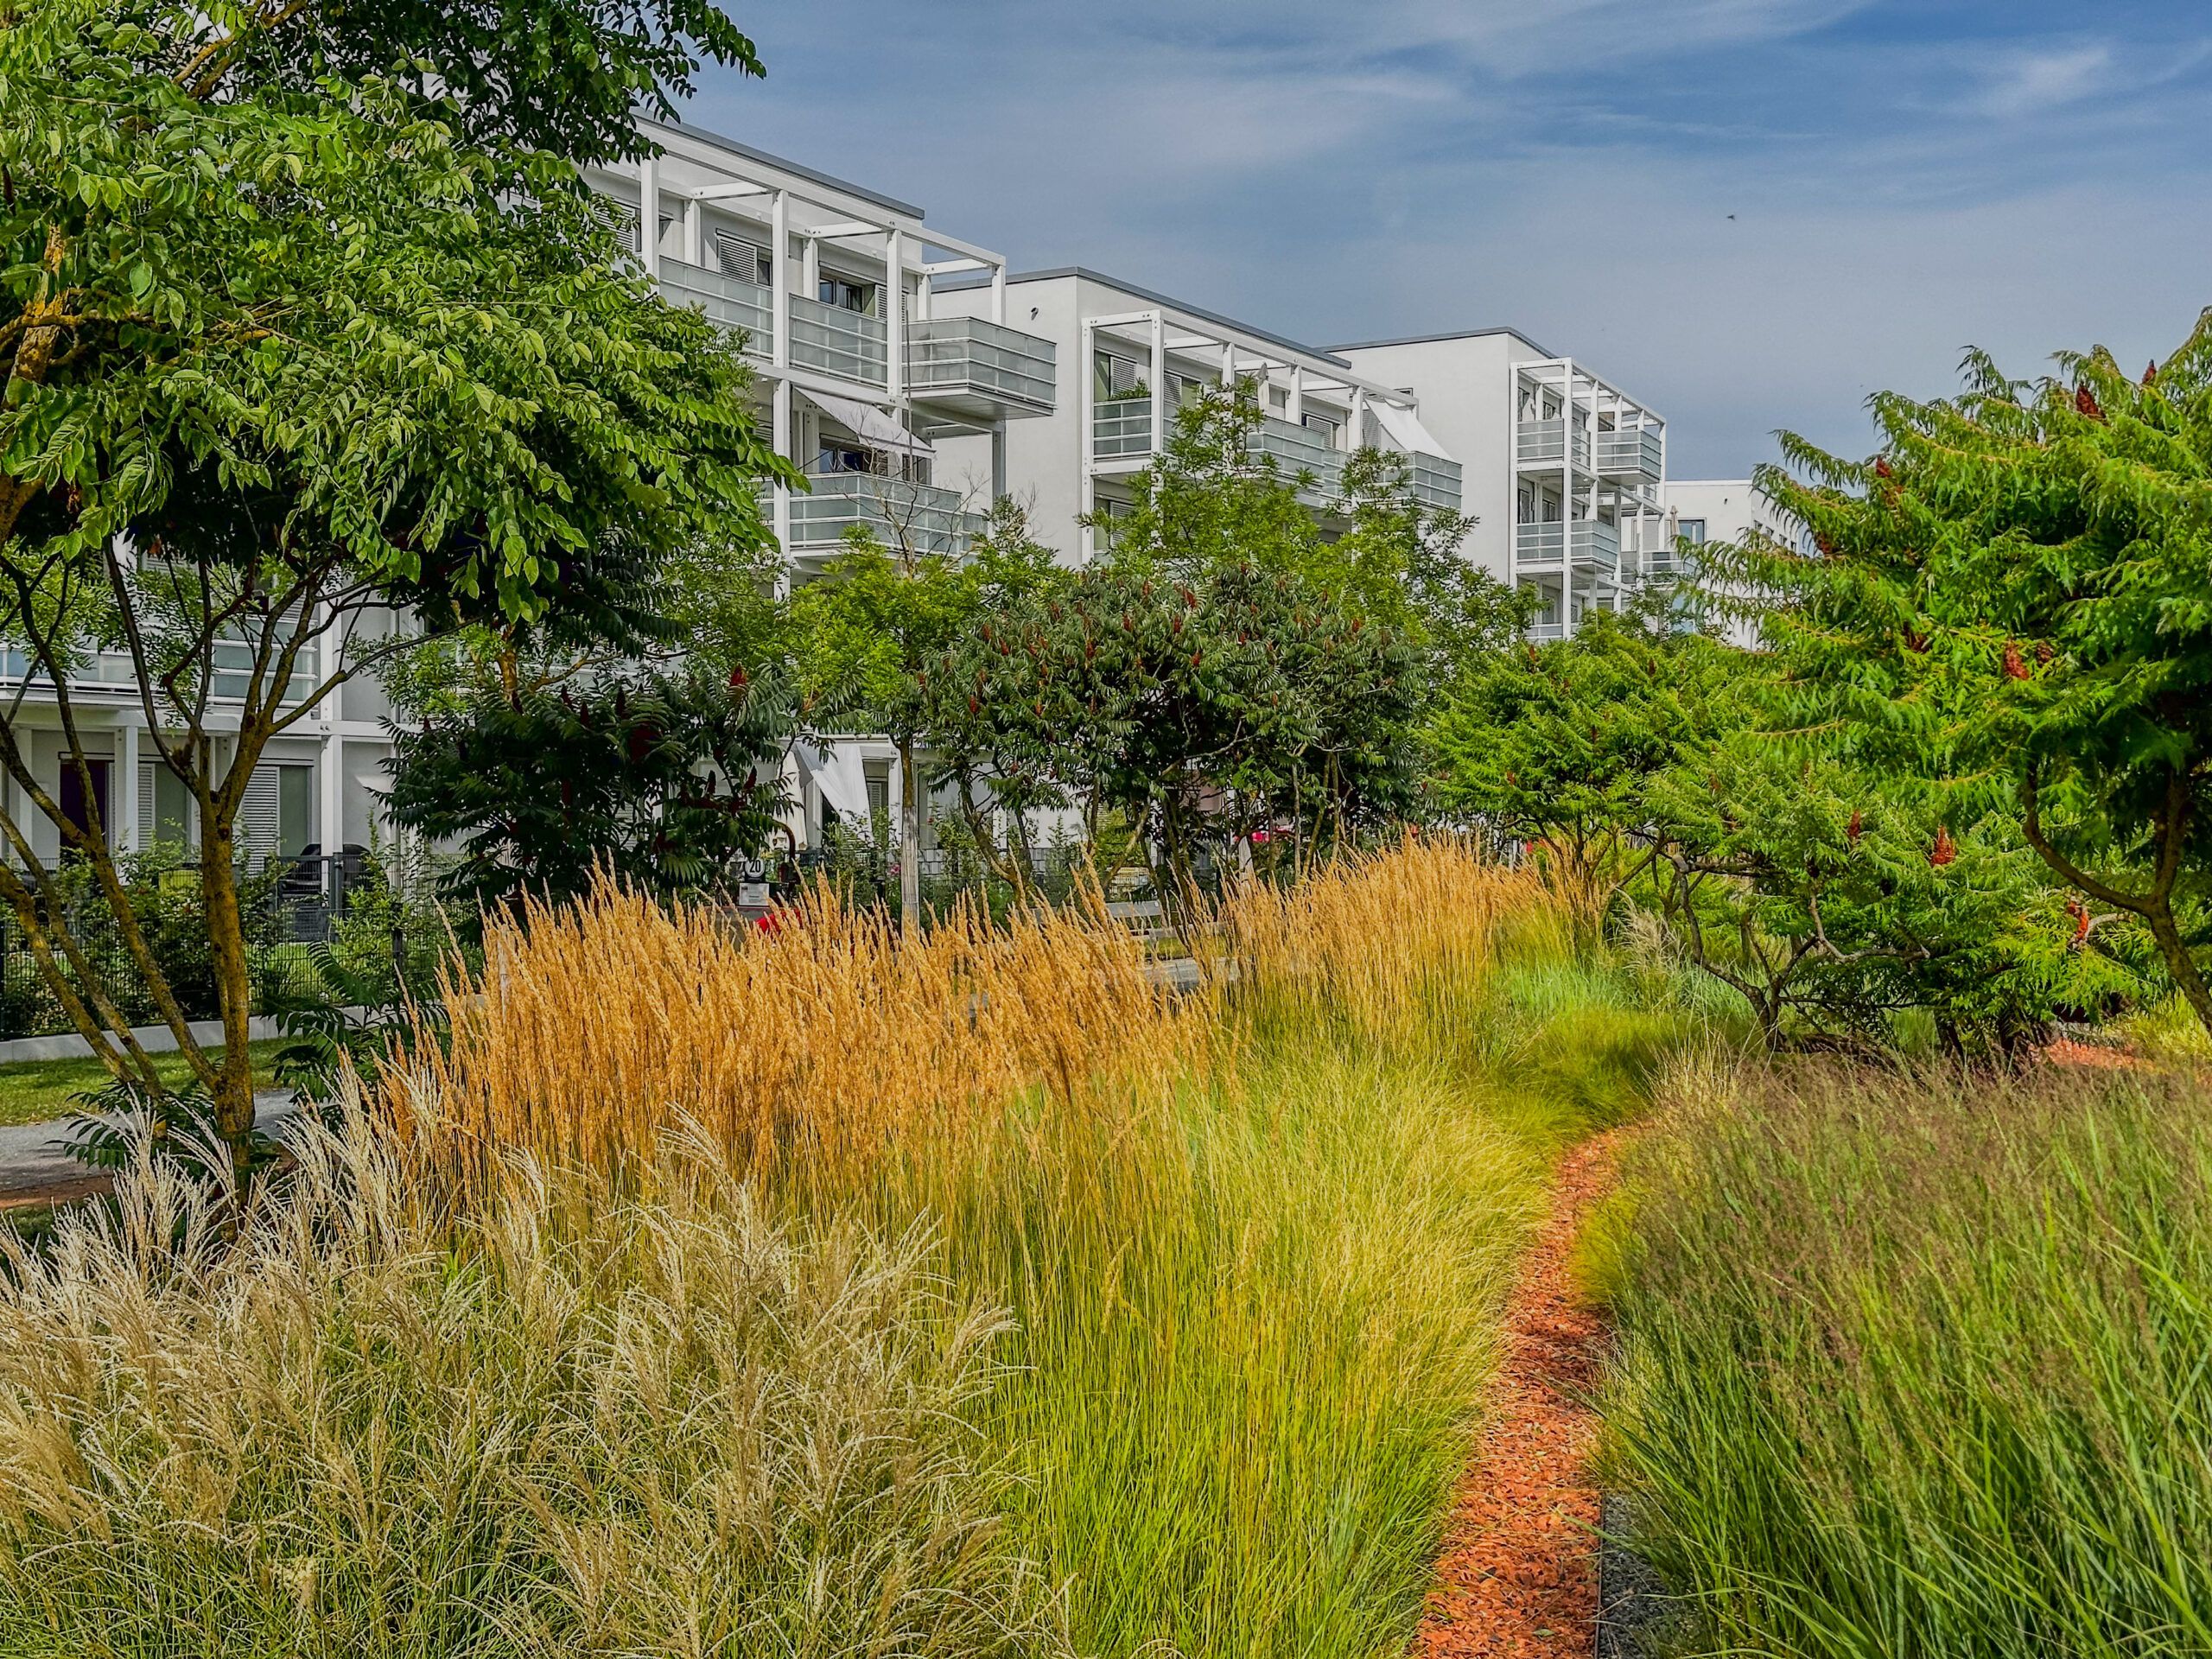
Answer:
1514;519;1622;571
1527;621;1567;643
4;642;317;705
1092;395;1155;460
658;258;773;352
1516;419;1590;470
906;317;1056;415
1596;427;1663;481
787;474;982;559
790;294;888;387
1250;415;1344;498
1405;451;1464;512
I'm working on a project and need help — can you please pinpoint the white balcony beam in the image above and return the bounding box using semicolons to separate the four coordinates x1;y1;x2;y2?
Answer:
921;257;991;276
687;181;772;202
807;219;884;242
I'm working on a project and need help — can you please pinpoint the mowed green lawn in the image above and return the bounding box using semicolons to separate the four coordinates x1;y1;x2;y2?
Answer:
0;1039;287;1128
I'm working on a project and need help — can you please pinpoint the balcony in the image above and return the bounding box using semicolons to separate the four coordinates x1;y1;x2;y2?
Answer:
1514;519;1622;572
658;258;773;353
906;317;1056;422
1516;419;1590;471
790;294;887;388
1596;427;1663;481
1527;621;1567;644
1405;451;1463;512
4;642;317;705
1093;394;1155;460
786;474;982;560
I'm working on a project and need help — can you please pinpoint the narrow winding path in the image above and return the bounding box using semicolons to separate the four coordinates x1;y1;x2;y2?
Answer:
1416;1132;1622;1657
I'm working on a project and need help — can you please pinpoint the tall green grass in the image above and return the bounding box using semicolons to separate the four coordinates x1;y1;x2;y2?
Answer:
1600;1059;2212;1658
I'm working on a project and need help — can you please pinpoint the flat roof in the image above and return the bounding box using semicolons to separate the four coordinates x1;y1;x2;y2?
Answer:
636;114;925;221
939;265;1352;369
1330;325;1559;359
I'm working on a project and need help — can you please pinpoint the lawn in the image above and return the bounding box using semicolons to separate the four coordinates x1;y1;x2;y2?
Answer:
0;1038;287;1127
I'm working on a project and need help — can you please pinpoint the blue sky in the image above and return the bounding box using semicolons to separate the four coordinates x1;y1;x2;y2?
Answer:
680;2;2212;477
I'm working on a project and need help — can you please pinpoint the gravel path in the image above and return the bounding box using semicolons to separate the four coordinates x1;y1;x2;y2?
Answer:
1414;1131;1622;1657
0;1090;297;1201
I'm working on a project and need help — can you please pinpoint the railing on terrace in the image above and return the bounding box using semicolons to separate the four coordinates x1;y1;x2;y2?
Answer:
1093;395;1155;460
787;474;982;558
1527;620;1567;643
1250;416;1344;498
658;258;773;351
906;317;1056;412
1514;518;1622;571
1516;419;1591;470
4;643;318;705
1596;427;1663;480
1405;450;1464;512
789;294;888;387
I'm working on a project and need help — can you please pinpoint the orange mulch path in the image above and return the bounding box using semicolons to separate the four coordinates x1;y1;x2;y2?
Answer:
1415;1130;1623;1659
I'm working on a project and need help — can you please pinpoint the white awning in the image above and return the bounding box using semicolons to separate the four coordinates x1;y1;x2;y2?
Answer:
799;388;935;460
798;743;871;825
1370;398;1452;461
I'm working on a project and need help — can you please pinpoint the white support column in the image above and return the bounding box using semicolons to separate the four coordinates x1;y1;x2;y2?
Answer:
116;721;140;854
1078;319;1096;565
321;732;344;853
772;376;793;593
1287;364;1304;424
770;190;791;368
1351;387;1368;452
990;425;1007;502
1147;310;1166;456
989;262;1006;326
683;195;702;266
636;155;660;280
801;236;819;306
1220;340;1236;388
885;227;905;401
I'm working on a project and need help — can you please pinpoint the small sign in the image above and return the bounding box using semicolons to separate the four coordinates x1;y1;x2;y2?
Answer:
737;881;772;909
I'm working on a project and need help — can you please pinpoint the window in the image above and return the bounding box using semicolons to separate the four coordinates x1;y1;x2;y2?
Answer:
1268;385;1289;412
817;444;877;476
57;758;111;856
1541;495;1562;524
1095;352;1145;401
863;762;892;824
713;227;772;285
1516;487;1535;524
1678;518;1707;545
147;762;191;848
818;273;878;315
277;764;315;856
1301;411;1341;444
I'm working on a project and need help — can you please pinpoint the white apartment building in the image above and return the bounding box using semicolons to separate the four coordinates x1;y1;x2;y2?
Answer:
588;122;1062;842
1332;330;1668;640
928;269;1463;564
1;623;401;875
1658;479;1812;646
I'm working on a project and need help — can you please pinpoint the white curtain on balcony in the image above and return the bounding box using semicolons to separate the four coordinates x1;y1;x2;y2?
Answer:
797;389;934;461
798;742;872;830
1368;399;1450;461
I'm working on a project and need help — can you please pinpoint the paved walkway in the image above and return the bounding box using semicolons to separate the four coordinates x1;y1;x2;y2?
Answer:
0;1090;296;1201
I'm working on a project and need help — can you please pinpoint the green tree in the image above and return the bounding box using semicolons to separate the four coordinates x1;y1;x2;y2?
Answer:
389;661;799;909
0;0;782;1178
1721;313;2212;1034
1428;613;1750;924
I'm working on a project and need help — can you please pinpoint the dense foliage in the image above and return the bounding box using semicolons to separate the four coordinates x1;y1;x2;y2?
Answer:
1720;312;2212;1034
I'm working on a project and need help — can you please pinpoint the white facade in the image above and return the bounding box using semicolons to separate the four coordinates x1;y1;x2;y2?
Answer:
1660;479;1811;646
588;120;1057;582
929;268;1462;565
1332;331;1668;640
588;124;1062;846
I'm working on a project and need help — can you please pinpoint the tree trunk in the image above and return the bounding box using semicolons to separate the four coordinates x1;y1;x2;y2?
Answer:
897;737;922;936
200;813;259;1192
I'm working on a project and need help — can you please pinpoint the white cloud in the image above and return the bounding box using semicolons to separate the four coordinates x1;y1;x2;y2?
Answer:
1972;41;2114;119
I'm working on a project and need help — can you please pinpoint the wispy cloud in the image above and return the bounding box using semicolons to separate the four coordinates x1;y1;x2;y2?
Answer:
699;1;2212;475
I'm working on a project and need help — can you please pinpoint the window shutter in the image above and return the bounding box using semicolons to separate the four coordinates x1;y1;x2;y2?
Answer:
607;200;641;254
138;760;156;849
713;227;771;284
239;766;281;867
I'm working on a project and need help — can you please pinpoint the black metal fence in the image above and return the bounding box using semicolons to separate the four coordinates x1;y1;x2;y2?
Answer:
0;852;378;1041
